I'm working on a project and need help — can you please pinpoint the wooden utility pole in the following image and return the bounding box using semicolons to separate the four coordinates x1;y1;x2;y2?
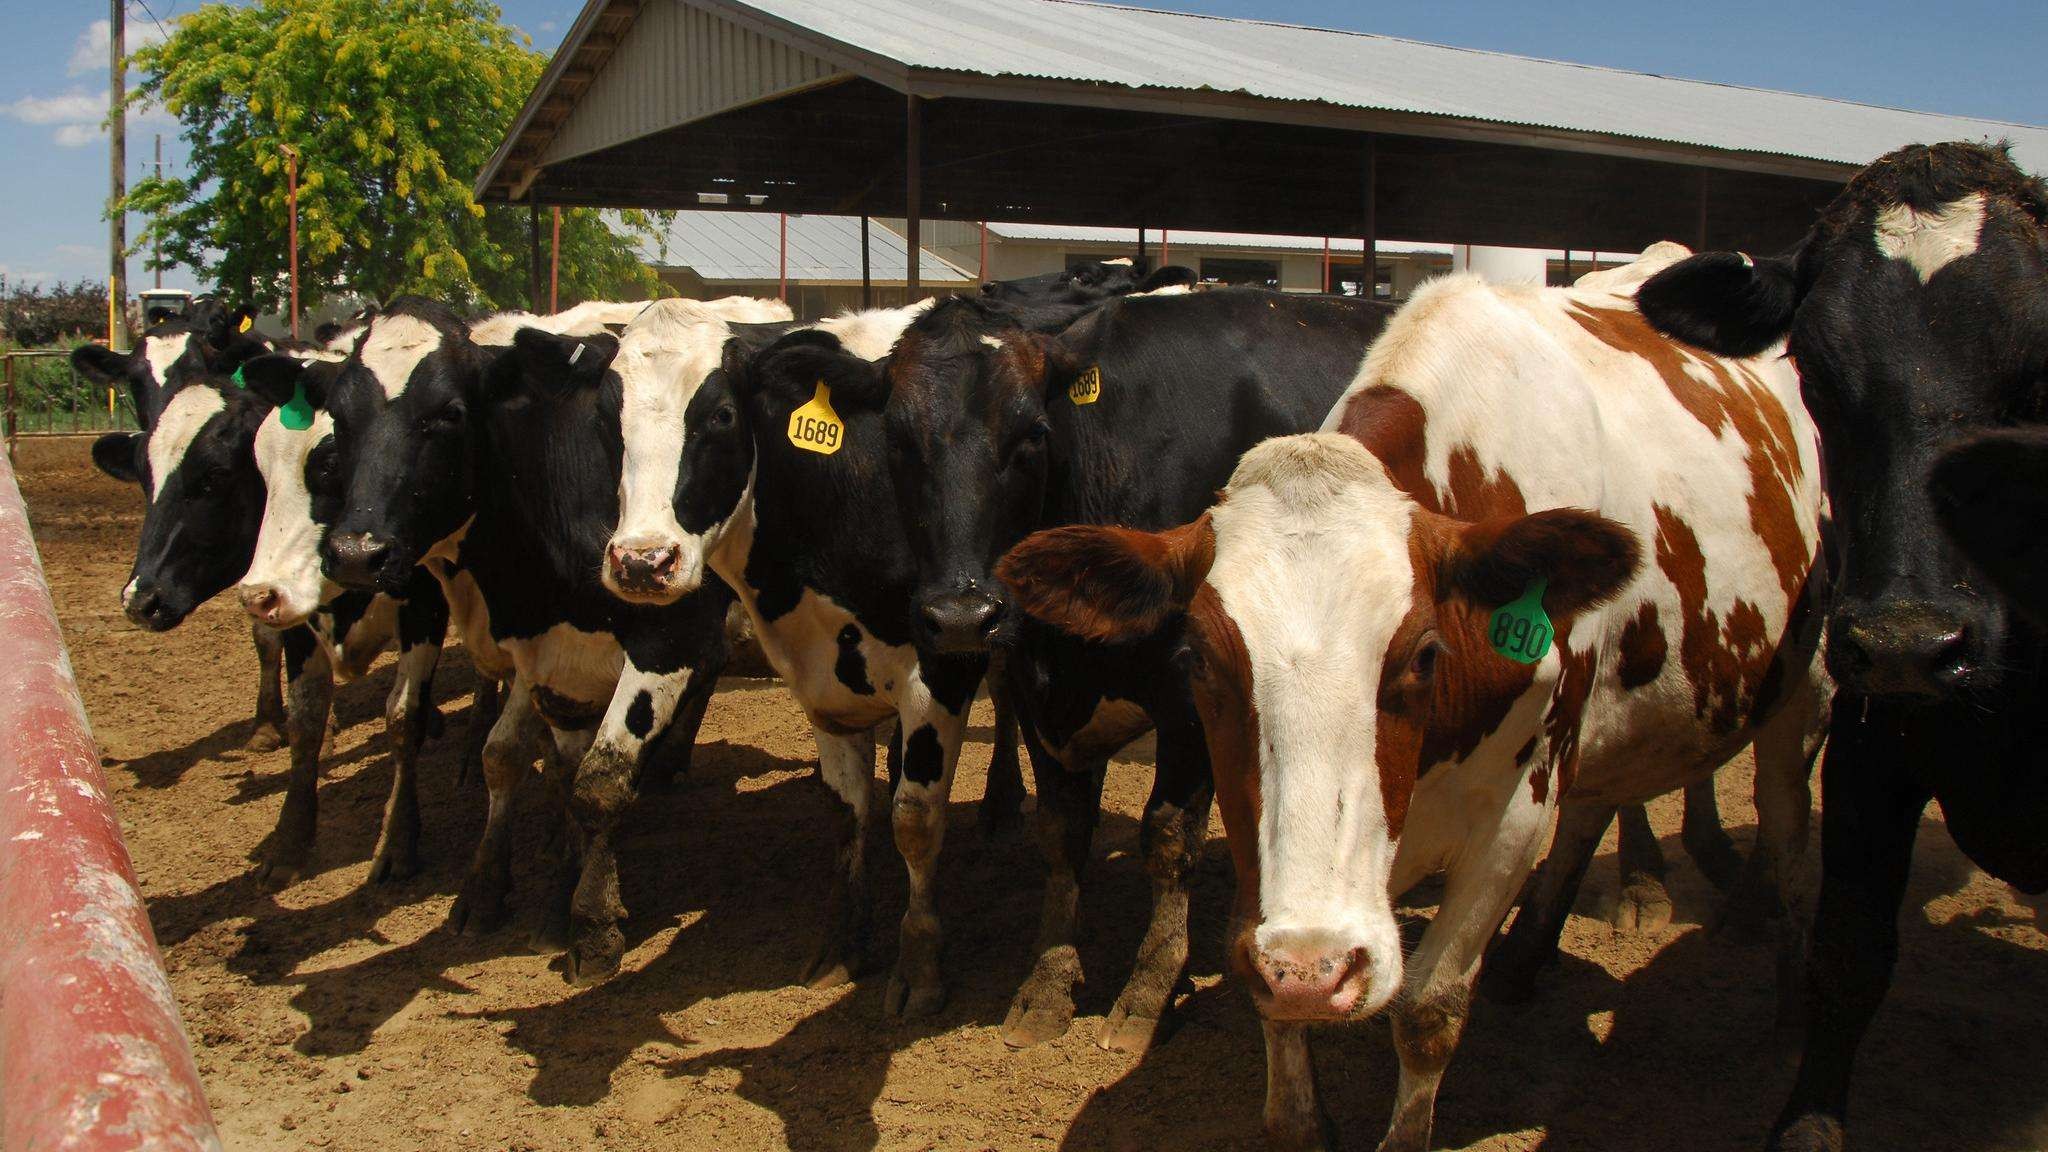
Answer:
108;0;127;351
860;214;872;308
282;145;300;340
152;135;162;289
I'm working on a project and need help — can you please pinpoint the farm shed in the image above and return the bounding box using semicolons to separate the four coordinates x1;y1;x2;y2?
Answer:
474;0;2048;296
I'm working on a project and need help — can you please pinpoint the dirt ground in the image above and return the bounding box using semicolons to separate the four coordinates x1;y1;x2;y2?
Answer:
15;431;2048;1152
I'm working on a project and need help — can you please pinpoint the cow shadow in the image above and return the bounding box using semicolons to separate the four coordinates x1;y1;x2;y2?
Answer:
111;716;280;790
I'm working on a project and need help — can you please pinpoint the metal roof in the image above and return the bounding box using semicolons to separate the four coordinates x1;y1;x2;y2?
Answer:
704;0;2046;174
984;222;1454;256
642;211;971;282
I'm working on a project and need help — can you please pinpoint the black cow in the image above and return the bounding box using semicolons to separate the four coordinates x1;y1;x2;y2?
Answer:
1638;140;2048;1152
286;297;732;985
1931;428;2048;627
74;310;290;750
874;287;1393;1051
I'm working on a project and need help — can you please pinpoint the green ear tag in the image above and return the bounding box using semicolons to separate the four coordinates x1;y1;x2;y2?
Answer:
1489;579;1554;664
279;380;315;431
231;365;247;389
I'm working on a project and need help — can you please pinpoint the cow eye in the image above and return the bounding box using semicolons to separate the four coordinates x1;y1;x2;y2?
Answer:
710;403;737;429
1172;641;1208;680
1407;635;1442;686
1024;418;1050;445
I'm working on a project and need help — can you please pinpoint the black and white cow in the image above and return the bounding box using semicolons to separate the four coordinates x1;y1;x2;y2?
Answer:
875;288;1395;1050
74;300;293;748
286;295;780;984
1930;428;2048;625
1638;140;2048;1152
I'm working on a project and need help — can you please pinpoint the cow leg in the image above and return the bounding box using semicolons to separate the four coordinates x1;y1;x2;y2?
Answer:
533;723;595;957
883;664;977;1017
366;592;447;885
1731;667;1826;1027
1100;715;1214;1053
1262;1019;1333;1152
1680;778;1746;890
254;627;333;888
977;664;1026;839
449;678;537;935
1613;803;1675;932
457;676;504;790
1378;789;1551;1152
803;726;876;989
1481;803;1617;1004
1002;744;1108;1047
247;621;287;751
1768;709;1926;1152
639;666;716;794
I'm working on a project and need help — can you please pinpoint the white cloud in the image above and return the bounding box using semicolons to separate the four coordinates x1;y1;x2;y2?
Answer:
5;90;108;126
539;20;559;33
68;7;173;78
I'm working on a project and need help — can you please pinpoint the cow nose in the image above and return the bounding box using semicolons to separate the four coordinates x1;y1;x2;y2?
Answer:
325;531;391;590
122;583;175;632
919;590;1004;654
1829;604;1973;698
1250;934;1371;1021
239;584;284;625
606;542;679;594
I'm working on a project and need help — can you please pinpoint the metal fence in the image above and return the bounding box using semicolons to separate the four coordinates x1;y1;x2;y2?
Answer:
3;350;143;446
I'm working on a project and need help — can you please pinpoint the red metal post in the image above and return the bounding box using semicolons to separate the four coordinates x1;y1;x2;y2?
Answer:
0;449;220;1151
978;222;987;283
1322;237;1331;293
1161;229;1169;267
550;206;562;313
778;212;788;302
283;145;300;341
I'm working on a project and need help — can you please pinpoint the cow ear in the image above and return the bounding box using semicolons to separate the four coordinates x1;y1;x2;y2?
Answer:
1931;429;2048;625
999;514;1215;642
73;343;154;427
1637;246;1805;358
491;328;618;402
238;352;309;409
1452;509;1641;618
91;431;144;485
1136;264;1197;293
1026;331;1085;397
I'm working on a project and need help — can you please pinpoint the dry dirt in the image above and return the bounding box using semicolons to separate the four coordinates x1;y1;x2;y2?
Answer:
16;432;2048;1152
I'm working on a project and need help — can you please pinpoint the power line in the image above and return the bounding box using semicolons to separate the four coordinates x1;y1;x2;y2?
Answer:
130;0;171;41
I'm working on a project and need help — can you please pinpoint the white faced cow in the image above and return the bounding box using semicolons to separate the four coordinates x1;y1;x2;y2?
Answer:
1001;258;1828;1151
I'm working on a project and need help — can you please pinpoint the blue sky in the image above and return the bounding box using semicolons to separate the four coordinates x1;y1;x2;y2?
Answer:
4;0;2043;293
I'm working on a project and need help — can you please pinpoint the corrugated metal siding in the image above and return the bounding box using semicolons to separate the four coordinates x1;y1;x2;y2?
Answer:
640;211;972;281
733;0;2048;173
546;0;844;165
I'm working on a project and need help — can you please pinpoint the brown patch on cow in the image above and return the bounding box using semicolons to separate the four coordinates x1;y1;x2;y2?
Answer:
1653;505;1776;734
999;515;1215;643
1543;639;1597;800
1332;385;1528;519
1185;585;1263;930
1753;542;1825;719
1617;601;1668;689
1567;305;1809;604
1514;736;1538;766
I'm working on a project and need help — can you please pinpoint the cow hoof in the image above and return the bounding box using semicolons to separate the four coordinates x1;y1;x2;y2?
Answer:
1266;1111;1337;1152
1000;993;1076;1048
245;723;285;753
448;884;510;936
558;944;622;988
365;849;419;886
1614;874;1675;932
1096;1006;1163;1054
802;948;860;990
528;917;572;956
255;857;307;889
1768;1114;1844;1152
883;971;946;1018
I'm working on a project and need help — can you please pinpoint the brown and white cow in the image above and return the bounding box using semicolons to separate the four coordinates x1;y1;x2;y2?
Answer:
999;261;1829;1150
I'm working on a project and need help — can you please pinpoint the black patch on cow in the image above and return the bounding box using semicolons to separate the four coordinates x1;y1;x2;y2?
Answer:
624;690;655;739
902;724;944;786
834;624;873;695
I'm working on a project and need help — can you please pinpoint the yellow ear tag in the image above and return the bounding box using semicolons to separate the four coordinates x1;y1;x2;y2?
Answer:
238;315;254;333
786;381;844;455
1068;365;1102;405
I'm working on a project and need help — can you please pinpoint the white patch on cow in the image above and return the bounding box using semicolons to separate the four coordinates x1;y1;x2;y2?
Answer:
820;297;933;360
144;385;226;501
1876;193;1986;282
359;314;444;397
468;310;546;347
1572;240;1691;295
142;331;192;390
502;622;625;709
980;335;1006;350
1207;434;1413;1015
238;409;337;627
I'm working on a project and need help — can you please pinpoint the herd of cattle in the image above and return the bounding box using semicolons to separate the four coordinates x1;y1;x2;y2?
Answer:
66;140;2047;1150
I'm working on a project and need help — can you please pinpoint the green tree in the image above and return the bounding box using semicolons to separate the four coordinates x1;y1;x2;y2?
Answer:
125;0;661;312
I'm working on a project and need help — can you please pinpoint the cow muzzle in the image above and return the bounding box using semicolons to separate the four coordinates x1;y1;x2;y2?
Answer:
238;582;296;628
1243;926;1391;1022
324;531;394;592
603;537;691;603
1828;601;1975;700
917;588;1006;655
121;580;182;632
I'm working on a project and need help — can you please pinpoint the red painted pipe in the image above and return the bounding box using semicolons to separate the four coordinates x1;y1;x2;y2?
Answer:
0;450;220;1151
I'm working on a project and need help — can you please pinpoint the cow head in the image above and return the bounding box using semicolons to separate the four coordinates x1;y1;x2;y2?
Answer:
92;372;274;631
999;434;1638;1021
1639;141;2048;700
318;298;485;594
978;259;1194;321
595;300;787;603
232;352;350;628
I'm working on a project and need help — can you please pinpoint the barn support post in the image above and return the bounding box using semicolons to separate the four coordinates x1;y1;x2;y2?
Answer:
1697;169;1711;252
778;212;788;302
905;94;922;298
1161;228;1170;267
0;448;222;1151
549;206;562;313
1362;134;1378;300
860;214;872;308
529;201;543;311
1136;226;1147;268
979;221;988;282
1322;236;1331;292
